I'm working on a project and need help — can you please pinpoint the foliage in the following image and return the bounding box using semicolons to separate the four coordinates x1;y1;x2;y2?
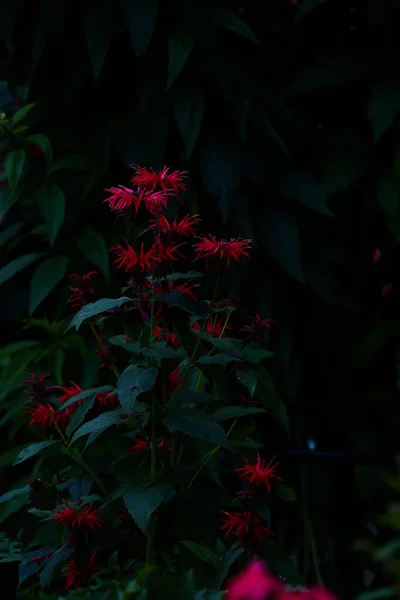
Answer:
1;0;399;598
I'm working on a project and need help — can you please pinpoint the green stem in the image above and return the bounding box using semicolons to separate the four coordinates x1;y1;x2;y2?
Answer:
187;419;237;488
90;322;120;379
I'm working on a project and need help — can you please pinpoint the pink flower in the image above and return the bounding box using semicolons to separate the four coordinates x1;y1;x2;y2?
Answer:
226;558;281;600
194;236;251;266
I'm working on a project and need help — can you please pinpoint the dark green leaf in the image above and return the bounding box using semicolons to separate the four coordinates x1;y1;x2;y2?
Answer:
262;544;303;586
256;368;290;434
0;253;45;286
76;232;110;280
50;347;64;385
25;134;53;166
368;83;400;140
354;588;398;600
0;186;18;213
38;183;65;246
236;366;257;397
262;210;304;282
275;483;296;502
49;154;95;173
18;547;56;587
167;33;195;89
377;174;398;215
66;296;134;331
86;0;111;79
180;541;219;567
11;103;36;124
212;8;259;44
40;545;73;590
120;0;158;56
156;292;198;314
214;545;244;590
163;408;232;450
4;149;25;188
212;406;265;420
294;0;330;23
117;365;158;413
29;256;68;315
0;485;30;503
124;484;175;534
0;340;40;360
0;222;22;247
164;271;203;282
70;410;121;445
13;441;58;466
278;171;334;216
174;391;211;406
174;88;204;159
65;394;96;437
197;354;238;365
244;347;274;364
58;386;114;411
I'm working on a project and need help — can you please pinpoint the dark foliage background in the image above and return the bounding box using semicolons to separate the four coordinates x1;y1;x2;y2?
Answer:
1;0;400;598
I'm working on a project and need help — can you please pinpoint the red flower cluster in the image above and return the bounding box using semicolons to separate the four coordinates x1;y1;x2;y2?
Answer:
149;214;199;238
53;501;103;531
235;455;282;491
129;437;172;453
95;328;115;369
194;236;251;266
24;373;55;401
153;325;179;349
221;508;275;546
240;314;275;342
68;272;98;309
226;559;338;600
27;381;85;432
63;549;99;591
131;165;186;193
192;316;232;338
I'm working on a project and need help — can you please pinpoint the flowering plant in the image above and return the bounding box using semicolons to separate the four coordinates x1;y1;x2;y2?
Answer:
1;166;305;596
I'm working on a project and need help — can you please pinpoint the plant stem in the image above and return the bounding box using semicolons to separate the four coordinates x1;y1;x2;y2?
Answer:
90;322;120;379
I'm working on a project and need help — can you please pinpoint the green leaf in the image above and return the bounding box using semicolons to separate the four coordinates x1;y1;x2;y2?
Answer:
377;174;398;215
66;296;135;331
86;0;111;79
13;441;58;466
163;408;232;450
212;406;265;420
174;391;211;406
38;183;65;246
164;271;203;282
50;347;64;385
70;410;121;445
236;366;257;397
40;545;73;590
0;222;23;247
212;8;259;44
256;368;290;434
117;365;158;414
368;82;400;140
76;232;110;280
0;186;18;213
167;33;195;89
278;171;334;217
262;210;304;282
262;544;303;586
0;486;30;503
121;0;158;56
180;541;219;567
215;545;244;590
49;154;95;173
294;0;330;23
0;340;40;360
65;394;96;437
11;103;36;124
25;134;53;166
275;483;296;502
59;386;114;411
18;547;56;586
124;484;175;534
174;88;204;159
29;256;68;315
354;590;398;600
244;347;275;364
4;148;25;188
0;253;45;286
197;354;238;366
156;292;198;314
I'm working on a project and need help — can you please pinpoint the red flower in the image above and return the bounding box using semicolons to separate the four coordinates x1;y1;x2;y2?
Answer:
226;558;281;600
142;190;170;214
235;455;282;491
95;328;115;369
53;501;103;531
96;392;118;407
104;185;137;212
154;239;185;262
240;314;275;341
24;373;55;401
129;438;172;453
27;402;64;431
194;236;251;266
68;272;98;309
150;214;199;238
110;241;159;273
153;325;179;349
166;280;199;302
192;316;231;337
131;165;186;194
58;382;85;418
221;509;274;546
63;549;99;591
